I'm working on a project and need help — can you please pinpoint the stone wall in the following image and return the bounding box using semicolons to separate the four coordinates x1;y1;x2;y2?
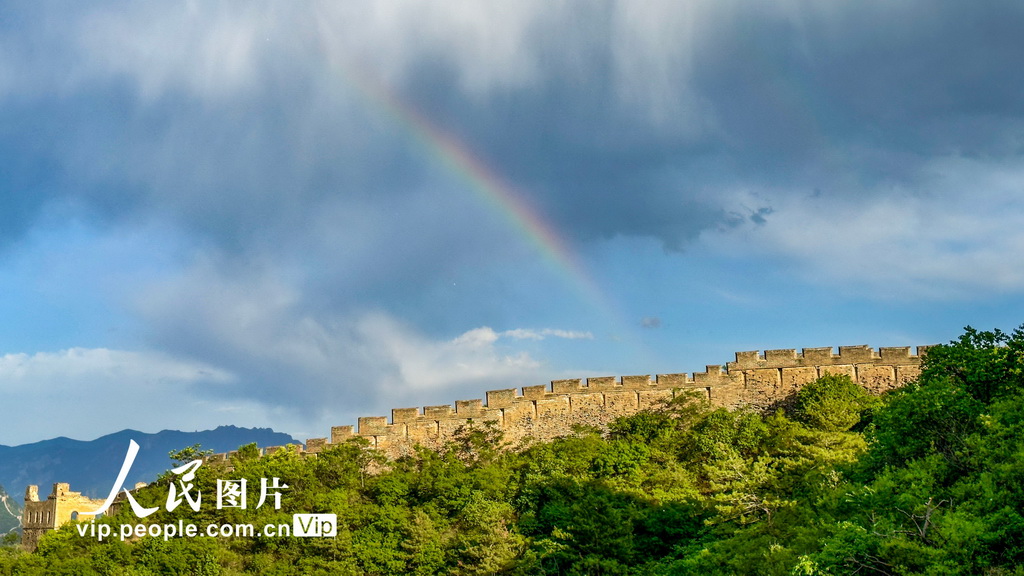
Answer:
22;483;105;551
22;344;931;544
289;344;929;459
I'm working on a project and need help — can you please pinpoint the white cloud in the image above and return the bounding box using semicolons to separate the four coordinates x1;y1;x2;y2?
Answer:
63;2;556;102
76;3;277;102
0;347;230;384
359;318;543;392
0;268;583;444
315;1;556;95
608;0;712;129
57;2;713;112
0;348;236;445
52;0;850;134
702;155;1024;299
502;328;594;340
126;260;583;440
6;0;1020;448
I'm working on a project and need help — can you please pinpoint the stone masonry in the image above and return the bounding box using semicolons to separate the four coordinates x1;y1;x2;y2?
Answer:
22;344;930;545
21;483;105;551
294;344;929;459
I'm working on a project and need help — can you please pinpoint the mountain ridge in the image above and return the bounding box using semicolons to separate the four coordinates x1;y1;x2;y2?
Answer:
0;426;299;503
0;485;18;537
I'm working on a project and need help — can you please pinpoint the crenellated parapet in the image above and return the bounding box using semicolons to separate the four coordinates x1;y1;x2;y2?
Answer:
296;345;931;459
22;483;106;551
21;344;935;547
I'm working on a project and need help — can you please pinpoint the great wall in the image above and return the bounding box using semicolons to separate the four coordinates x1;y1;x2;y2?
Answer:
20;344;931;547
204;344;931;461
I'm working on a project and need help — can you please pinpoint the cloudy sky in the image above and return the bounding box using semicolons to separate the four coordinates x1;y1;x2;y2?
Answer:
2;1;1023;445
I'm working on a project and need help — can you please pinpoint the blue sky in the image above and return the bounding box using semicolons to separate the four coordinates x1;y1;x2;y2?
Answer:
2;1;1023;445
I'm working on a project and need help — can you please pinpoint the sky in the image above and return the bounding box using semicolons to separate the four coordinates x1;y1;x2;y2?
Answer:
2;1;1024;446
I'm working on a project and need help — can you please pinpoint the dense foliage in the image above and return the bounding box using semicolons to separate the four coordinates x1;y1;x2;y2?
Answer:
3;325;1024;575
0;487;20;539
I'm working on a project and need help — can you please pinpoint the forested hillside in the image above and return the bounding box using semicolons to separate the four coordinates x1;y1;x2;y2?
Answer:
0;486;18;539
2;325;1023;575
0;426;299;500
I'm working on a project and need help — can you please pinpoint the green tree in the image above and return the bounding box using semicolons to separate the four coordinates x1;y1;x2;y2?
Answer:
919;325;1024;404
867;375;984;474
793;373;876;432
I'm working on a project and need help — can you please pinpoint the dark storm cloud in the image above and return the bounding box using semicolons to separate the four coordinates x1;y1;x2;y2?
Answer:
4;1;1024;256
430;2;1024;248
347;3;1016;258
2;1;1024;440
641;317;661;329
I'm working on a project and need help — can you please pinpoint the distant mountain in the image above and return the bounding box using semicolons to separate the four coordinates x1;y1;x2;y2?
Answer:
0;484;19;537
0;426;300;501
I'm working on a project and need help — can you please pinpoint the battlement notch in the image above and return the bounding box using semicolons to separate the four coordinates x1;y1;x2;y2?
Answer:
303;343;931;459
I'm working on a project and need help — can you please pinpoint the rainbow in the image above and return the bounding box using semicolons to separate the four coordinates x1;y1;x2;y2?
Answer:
352;71;609;313
315;27;643;353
